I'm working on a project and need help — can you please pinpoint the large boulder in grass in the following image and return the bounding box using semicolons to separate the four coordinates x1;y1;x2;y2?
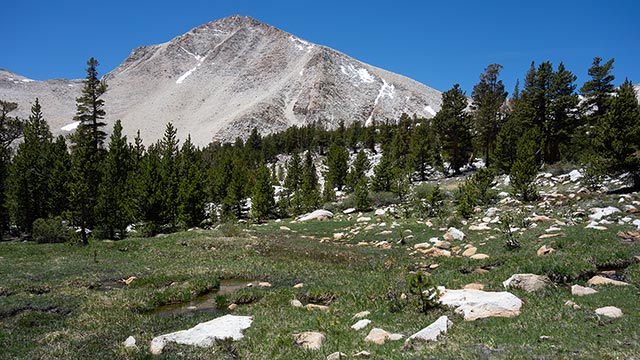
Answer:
405;316;452;344
503;274;552;293
149;315;253;355
438;287;523;321
298;209;333;222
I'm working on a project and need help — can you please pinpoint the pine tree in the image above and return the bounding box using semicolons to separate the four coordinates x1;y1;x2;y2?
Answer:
159;122;180;227
299;151;320;213
8;99;53;233
136;144;164;235
433;84;473;174
580;57;615;120
546;63;579;162
471;64;508;167
95;120;132;239
408;119;438;181
74;57;108;153
0;101;23;239
592;79;640;188
251;163;275;221
324;139;349;192
283;151;302;211
176;136;207;228
510;130;540;201
372;149;396;192
222;158;248;220
354;177;370;211
47;136;71;218
68;58;108;243
347;149;371;190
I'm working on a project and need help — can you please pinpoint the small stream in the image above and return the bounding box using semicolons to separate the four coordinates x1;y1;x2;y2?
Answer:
153;279;260;317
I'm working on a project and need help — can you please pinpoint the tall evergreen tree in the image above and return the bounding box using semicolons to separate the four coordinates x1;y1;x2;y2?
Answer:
433;84;473;174
135;144;164;234
580;57;615;120
372;149;396;192
471;64;508;167
546;63;579;162
8;99;53;233
0;100;23;239
251;163;275;221
47;136;71;218
408;119;439;181
510;129;540;201
324;139;349;192
347;149;371;191
159;122;180;227
95;120;132;239
299;151;320;212
74;57;108;153
283;151;302;211
68;58;108;243
592;79;640;188
177;136;207;228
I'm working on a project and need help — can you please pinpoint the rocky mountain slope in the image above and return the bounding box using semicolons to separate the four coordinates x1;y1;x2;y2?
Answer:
0;15;442;146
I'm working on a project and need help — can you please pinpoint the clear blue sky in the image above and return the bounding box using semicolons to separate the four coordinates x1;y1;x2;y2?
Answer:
2;0;639;94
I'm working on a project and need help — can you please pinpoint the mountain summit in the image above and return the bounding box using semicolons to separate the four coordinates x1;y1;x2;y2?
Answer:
1;15;442;146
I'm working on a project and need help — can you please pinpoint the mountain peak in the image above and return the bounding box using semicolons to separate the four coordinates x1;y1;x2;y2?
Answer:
0;16;442;146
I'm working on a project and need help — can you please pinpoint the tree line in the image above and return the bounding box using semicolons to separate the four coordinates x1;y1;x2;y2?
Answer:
0;56;638;242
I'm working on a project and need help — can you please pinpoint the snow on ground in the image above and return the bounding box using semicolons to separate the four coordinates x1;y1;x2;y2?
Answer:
61;121;81;131
176;48;208;84
289;36;314;51
366;79;395;126
424;105;436;116
340;63;375;84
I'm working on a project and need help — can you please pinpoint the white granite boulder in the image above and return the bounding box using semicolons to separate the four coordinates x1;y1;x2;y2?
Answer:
405;315;452;344
438;287;523;321
149;315;253;355
298;209;334;222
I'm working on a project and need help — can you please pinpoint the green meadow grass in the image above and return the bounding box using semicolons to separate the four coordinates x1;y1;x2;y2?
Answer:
1;200;639;359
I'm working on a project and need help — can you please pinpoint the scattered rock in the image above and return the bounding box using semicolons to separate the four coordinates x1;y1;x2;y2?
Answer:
123;336;137;349
485;207;499;217
123;276;137;285
443;227;465;241
405;315;452;344
413;242;431;250
293;331;325;350
364;328;404;344
258;282;272;287
279;226;291;231
375;209;386;216
420;248;451;257
462;247;477;257
333;233;345;240
571;285;598;296
568;170;583;182
434;240;452;249
469;224;492;231
617;231;640;242
529;215;554;222
585;221;608;230
357;216;372;222
298;209;334;222
595;306;623;318
351;319;371;331
564;300;581;309
438;287;523;321
377;230;393;236
375;241;391;249
327;352;347;360
306;304;330;312
149;315;253;355
587;276;630;286
588;207;621;221
293;283;304;288
353;311;370;319
353;350;371;357
291;299;303;308
538;233;563;239
503;274;552;292
227;303;238;310
464;283;484;290
343;208;356;214
470;254;489;260
536;245;555;256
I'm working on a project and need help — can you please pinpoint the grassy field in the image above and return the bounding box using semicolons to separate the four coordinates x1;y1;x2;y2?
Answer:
1;188;640;359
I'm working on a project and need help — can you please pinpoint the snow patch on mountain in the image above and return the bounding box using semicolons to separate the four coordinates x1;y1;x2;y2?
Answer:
290;36;314;52
61;121;81;131
340;63;376;84
176;49;208;84
424;105;436;116
366;79;395;125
